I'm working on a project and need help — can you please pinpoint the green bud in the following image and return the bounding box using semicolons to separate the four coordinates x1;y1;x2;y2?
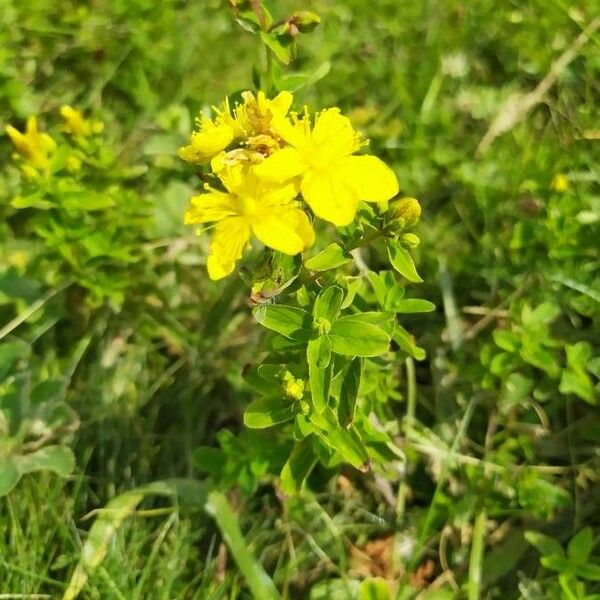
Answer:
388;197;421;227
298;400;310;415
313;317;331;336
271;11;321;37
289;11;321;33
401;233;420;248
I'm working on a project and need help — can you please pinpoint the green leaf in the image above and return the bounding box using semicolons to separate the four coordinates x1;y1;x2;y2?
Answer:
576;563;600;582
338;358;362;427
493;330;520;353
568;528;593;565
307;337;332;413
0;339;31;380
359;577;392;600
393;326;426;360
560;343;596;404
61;190;116;211
310;410;369;471
206;490;281;600
523;302;561;326
275;61;331;93
0;457;21;497
11;195;55;210
386;240;422;283
525;530;565;558
260;31;292;64
253;304;311;340
307;334;331;370
293;414;314;440
244;397;296;429
541;554;570;573
16;445;75;478
193;447;226;476
313;285;344;323
392;298;436;313
500;372;534;410
330;315;390;357
305;243;352;271
520;343;560;378
279;438;317;495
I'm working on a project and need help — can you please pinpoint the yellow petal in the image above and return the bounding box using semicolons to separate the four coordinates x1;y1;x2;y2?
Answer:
301;170;359;227
184;191;236;224
270;91;293;115
260;180;299;206
207;217;250;280
183;124;235;163
338;155;399;202
5;124;29;154
270;113;308;148
312;108;360;161
253;147;306;182
252;206;315;254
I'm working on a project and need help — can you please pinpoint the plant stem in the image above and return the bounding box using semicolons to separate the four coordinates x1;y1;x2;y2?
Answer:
396;357;416;522
468;508;487;600
347;228;389;251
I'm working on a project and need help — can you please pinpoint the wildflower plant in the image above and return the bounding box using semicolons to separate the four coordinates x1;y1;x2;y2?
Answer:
4;106;149;306
181;0;434;495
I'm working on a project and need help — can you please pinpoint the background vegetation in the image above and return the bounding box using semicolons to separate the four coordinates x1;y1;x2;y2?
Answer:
1;0;599;598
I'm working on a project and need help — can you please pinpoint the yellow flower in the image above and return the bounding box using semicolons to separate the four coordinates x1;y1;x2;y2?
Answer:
282;371;305;400
66;155;82;172
184;163;314;280
177;91;293;165
254;108;399;226
60;105;104;138
550;173;568;192
5;116;56;169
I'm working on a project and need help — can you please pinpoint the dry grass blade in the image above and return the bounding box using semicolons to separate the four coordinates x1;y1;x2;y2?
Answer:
476;16;600;157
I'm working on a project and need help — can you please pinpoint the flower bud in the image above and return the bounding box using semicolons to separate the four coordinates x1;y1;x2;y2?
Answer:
313;317;331;336
388;197;421;227
401;233;420;248
288;11;321;34
282;371;305;400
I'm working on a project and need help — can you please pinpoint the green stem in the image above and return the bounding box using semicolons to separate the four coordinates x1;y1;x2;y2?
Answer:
347;228;390;251
468;508;487;600
265;45;274;93
396;357;416;522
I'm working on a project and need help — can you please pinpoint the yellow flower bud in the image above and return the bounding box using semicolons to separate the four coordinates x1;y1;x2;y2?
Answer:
282;371;305;400
550;174;568;192
66;155;82;172
388;197;421;226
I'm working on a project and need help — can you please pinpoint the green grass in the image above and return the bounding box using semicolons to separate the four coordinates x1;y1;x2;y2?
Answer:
1;0;599;598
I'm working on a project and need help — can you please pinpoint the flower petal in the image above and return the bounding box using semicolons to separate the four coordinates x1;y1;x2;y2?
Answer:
301;170;359;227
254;147;306;182
270;90;293;115
184;191;236;224
312;108;360;160
338;155;399;202
252;206;315;254
178;124;235;164
207;217;250;280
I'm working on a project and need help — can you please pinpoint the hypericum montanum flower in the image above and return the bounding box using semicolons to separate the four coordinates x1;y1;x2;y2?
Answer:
60;105;104;138
178;91;293;166
184;162;314;280
254;108;399;226
5;116;56;172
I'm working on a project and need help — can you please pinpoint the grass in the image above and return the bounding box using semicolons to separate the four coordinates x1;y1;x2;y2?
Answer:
1;0;599;598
